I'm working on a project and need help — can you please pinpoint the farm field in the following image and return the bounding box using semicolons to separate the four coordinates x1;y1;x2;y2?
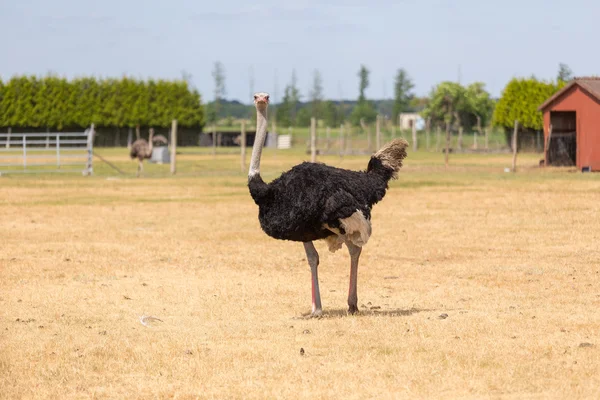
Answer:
1;148;600;399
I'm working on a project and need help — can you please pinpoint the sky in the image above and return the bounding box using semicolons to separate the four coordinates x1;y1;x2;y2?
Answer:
1;0;599;104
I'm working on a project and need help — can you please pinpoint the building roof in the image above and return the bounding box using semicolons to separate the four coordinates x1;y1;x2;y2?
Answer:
538;77;600;111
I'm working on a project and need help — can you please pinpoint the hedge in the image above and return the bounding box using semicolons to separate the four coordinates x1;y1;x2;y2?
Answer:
0;75;204;130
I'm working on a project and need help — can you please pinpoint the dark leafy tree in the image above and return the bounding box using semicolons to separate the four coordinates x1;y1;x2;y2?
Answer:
276;70;302;127
392;68;414;122
211;61;226;123
557;63;573;83
421;81;494;131
322;100;341;127
310;69;324;118
350;65;377;125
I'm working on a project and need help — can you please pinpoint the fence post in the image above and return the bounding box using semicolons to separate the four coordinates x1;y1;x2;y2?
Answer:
170;119;177;175
84;124;94;176
56;134;60;168
445;120;451;169
23;135;27;169
425;117;431;151
360;118;371;152
398;114;402;135
240;120;246;173
475;116;482;151
127;128;132;150
6;127;11;149
310;117;317;163
339;124;345;157
545;124;553;166
212;125;216;157
412;120;417;152
347;125;353;155
86;124;94;175
485;127;489;151
512;120;519;172
376;115;381;150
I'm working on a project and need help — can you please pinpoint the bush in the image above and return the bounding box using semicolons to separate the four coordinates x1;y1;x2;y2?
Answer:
493;78;564;130
0;75;204;130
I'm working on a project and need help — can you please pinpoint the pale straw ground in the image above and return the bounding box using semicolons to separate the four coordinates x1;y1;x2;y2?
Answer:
1;149;600;399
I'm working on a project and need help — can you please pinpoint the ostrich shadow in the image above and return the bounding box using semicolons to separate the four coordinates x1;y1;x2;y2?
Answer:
297;307;431;319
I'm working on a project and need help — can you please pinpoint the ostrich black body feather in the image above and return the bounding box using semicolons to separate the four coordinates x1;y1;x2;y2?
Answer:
248;154;397;243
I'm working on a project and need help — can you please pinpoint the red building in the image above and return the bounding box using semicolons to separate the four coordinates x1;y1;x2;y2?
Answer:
538;77;600;171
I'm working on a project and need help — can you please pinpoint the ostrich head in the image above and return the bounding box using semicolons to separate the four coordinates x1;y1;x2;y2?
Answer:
253;92;270;111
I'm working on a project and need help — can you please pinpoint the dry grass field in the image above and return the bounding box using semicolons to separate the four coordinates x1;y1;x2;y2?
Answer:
1;148;600;399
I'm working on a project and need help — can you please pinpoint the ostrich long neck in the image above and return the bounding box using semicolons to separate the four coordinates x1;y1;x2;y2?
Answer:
249;106;268;178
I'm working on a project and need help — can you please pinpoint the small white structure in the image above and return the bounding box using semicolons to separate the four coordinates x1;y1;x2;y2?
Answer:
150;134;170;164
151;146;170;164
398;113;425;130
277;134;292;149
266;131;278;148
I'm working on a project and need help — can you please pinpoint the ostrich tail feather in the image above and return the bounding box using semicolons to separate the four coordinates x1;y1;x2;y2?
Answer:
368;138;409;179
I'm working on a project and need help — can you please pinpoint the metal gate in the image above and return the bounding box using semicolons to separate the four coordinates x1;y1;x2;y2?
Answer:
0;125;94;175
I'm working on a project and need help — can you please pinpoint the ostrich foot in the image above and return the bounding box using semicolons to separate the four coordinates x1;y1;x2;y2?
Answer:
301;309;323;319
348;304;359;315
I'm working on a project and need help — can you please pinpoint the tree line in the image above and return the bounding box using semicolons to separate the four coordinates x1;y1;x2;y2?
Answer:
0;63;574;137
0;75;205;130
207;61;574;137
206;63;423;128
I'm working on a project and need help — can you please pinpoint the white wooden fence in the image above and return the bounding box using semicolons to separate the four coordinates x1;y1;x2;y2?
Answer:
0;125;94;175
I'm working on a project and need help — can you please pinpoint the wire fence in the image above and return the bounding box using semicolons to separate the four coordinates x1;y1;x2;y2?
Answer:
298;124;515;156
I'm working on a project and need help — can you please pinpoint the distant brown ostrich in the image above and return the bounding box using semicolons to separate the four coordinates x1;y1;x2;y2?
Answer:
130;128;154;177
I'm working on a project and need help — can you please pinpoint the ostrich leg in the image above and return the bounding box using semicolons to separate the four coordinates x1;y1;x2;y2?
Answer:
137;159;143;177
303;242;322;317
346;242;362;314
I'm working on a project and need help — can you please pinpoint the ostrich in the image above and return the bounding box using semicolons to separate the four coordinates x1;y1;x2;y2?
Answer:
130;127;154;177
248;92;408;317
151;134;169;146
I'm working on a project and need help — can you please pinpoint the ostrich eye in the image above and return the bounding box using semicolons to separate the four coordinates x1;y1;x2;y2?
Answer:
265;96;270;101
253;95;257;100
